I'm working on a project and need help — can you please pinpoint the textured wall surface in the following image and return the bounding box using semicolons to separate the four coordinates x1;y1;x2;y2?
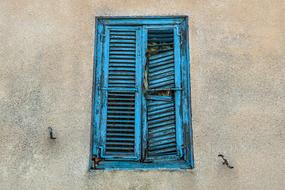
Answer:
0;0;284;190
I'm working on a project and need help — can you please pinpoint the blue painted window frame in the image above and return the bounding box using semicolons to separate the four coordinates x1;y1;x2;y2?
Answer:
91;16;194;170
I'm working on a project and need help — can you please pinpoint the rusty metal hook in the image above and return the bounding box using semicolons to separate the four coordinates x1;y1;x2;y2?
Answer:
48;127;56;140
218;154;234;169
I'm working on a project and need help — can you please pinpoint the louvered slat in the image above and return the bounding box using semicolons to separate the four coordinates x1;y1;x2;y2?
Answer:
146;30;178;159
104;28;139;158
146;95;177;157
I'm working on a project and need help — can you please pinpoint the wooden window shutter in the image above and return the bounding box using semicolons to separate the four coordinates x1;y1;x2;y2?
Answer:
100;26;143;160
92;18;194;169
144;28;184;161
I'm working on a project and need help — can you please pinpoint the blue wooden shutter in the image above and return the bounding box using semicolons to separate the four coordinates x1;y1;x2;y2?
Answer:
100;26;142;160
144;28;183;160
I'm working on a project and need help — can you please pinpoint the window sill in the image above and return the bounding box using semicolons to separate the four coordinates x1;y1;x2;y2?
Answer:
92;160;193;170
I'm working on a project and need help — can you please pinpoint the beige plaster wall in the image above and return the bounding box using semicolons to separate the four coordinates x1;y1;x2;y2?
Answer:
0;0;284;189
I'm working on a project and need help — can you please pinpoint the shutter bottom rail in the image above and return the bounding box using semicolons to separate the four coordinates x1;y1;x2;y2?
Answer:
93;160;192;170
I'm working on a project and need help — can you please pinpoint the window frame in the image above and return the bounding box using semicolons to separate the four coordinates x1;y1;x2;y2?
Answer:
91;16;194;170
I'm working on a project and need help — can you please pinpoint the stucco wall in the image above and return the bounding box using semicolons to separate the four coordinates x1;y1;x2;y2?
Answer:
0;0;284;190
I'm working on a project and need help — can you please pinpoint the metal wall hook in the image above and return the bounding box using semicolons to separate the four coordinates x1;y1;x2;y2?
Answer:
218;154;234;169
48;127;56;139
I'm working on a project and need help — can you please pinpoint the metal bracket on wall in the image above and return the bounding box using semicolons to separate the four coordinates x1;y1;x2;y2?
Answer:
92;156;102;169
92;147;103;169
